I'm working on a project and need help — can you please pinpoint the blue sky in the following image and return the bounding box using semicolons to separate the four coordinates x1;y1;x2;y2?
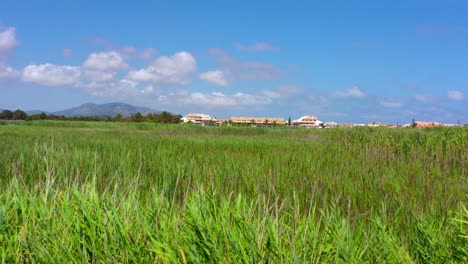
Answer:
0;0;467;123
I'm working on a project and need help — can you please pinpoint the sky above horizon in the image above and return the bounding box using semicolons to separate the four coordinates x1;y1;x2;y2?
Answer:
1;0;467;123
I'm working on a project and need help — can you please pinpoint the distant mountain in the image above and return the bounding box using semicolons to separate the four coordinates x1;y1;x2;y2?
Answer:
53;103;161;117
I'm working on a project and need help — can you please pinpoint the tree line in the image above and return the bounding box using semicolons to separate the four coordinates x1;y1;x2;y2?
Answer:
0;109;182;123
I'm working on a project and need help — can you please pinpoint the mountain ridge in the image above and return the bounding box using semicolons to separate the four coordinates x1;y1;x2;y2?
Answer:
21;102;161;117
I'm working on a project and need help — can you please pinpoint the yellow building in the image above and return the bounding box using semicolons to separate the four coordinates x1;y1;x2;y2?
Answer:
229;117;287;126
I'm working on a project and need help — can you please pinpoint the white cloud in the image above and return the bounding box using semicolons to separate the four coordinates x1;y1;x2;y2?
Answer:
83;70;115;82
83;51;128;71
261;90;281;99
199;70;228;86
83;79;141;98
0;64;19;79
158;90;273;108
22;64;81;87
232;92;273;105
81;51;131;84
235;42;279;51
448;90;464;101
181;92;237;107
380;100;403;108
0;27;18;52
334;86;367;98
141;85;154;94
127;51;197;85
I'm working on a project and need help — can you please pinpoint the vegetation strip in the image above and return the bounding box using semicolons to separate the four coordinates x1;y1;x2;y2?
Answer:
0;121;467;262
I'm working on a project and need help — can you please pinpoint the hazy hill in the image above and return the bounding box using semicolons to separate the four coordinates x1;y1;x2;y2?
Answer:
2;103;162;117
49;103;161;117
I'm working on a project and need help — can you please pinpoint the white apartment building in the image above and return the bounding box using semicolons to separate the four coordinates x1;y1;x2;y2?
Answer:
291;116;323;128
181;113;216;125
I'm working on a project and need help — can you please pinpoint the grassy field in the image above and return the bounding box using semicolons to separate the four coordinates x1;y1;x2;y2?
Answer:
0;120;467;263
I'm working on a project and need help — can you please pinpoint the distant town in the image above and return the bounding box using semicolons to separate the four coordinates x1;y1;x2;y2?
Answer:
180;113;465;128
1;106;465;128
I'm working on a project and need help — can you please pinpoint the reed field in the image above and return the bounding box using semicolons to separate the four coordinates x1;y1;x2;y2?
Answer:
0;120;467;263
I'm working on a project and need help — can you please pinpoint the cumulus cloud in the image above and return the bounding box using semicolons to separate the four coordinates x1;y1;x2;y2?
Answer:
80;51;131;84
258;85;304;99
191;92;272;106
235;42;279;51
0;27;18;52
180;92;238;107
158;90;274;108
140;85;154;94
83;51;128;72
334;86;367;98
22;64;81;87
83;79;141;98
448;90;464;101
199;70;228;86
260;90;281;99
0;64;19;80
82;70;115;83
127;51;197;85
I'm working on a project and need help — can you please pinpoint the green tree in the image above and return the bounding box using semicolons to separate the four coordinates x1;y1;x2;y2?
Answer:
114;113;124;122
1;110;13;120
131;112;143;122
411;118;417;128
172;114;182;123
288;116;291;126
29;114;42;120
160;111;172;123
39;112;47;120
12;110;28;120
